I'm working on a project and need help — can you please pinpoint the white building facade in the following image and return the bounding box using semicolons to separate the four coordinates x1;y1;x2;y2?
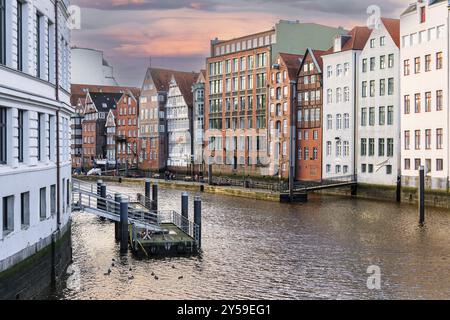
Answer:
166;76;193;168
400;0;449;189
322;27;370;179
192;72;205;169
0;0;72;293
71;47;118;86
357;19;401;186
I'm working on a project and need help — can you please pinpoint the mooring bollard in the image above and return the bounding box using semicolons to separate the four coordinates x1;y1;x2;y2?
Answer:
194;196;202;249
145;179;151;209
396;174;402;203
208;164;213;186
97;180;103;211
181;192;189;234
100;183;107;211
114;194;121;241
120;197;129;252
152;183;158;211
419;166;425;224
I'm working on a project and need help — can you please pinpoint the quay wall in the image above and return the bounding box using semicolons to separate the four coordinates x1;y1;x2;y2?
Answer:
76;176;450;210
0;222;72;300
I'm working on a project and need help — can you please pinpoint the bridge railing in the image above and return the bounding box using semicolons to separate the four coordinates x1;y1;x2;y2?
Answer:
72;186;121;217
286;174;358;193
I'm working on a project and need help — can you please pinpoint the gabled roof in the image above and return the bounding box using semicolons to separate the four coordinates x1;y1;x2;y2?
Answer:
342;26;372;51
401;0;447;16
89;92;123;113
298;48;327;76
105;109;116;128
145;68;198;93
171;71;199;106
381;18;400;48
278;53;303;80
71;84;140;106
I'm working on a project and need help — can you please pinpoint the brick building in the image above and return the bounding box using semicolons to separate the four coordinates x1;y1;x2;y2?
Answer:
115;91;140;168
268;53;303;178
296;49;327;181
205;20;347;177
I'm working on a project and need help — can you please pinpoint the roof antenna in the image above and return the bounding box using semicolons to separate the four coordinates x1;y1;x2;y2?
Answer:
149;56;152;68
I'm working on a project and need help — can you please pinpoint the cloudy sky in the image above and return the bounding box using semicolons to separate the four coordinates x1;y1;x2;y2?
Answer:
71;0;407;87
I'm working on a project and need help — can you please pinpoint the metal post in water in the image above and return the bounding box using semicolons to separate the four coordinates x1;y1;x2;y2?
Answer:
208;164;213;185
114;194;121;241
120;197;129;252
97;180;103;211
396;173;402;203
194;196;202;249
152;183;158;211
181;192;189;234
419;166;425;225
100;183;107;211
145;179;151;209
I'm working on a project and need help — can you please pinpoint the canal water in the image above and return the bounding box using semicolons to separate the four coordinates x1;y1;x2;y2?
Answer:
52;183;450;300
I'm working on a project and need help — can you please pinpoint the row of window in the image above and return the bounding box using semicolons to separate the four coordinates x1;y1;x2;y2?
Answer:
215;35;275;56
326;63;350;78
403;91;443;113
325;140;351;157
0;107;59;165
119;107;137;116
272;70;288;84
2;181;70;235
362;78;395;97
116;118;138;126
401;25;445;48
404;129;443;150
208;95;265;113
362;54;395;73
361;164;393;175
209;52;268;76
404;158;444;172
403;53;443;75
326;113;350;130
360;138;394;157
270;86;289;100
298;147;319;161
208;136;267;152
361;106;394;126
325;164;349;174
326;87;350;104
299;89;321;104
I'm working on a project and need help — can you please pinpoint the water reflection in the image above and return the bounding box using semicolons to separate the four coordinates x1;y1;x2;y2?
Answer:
53;184;450;300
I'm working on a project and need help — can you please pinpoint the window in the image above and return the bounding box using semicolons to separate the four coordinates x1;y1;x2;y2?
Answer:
0;107;6;164
404;95;410;114
362;164;366;173
361;108;367;126
369;138;375;156
370;81;375;97
37;113;44;161
368;164;374;173
387;139;394;157
50;185;56;216
67;179;70;207
415;130;421;150
326;115;332;130
378;139;385;157
436;90;443;111
436;128;443;149
379;79;385;96
17;0;23;71
415;94;421;113
0;0;5;65
40;187;46;220
425;54;431;72
425;92;432;112
326;142;331;156
380;55;386;69
370;57;375;71
336;114;342;130
20;192;30;228
380;36;385;47
425;129;431;149
344;113;350;129
405;159;411;170
388;78;394;95
362;82;367;98
414;57;420;74
415;159;421;171
370;39;375;48
361;139;367;156
369;107;375;126
362;59;367;73
436;52;443;70
436;159;443;172
387;106;394;125
405;131;410;150
388;54;394;68
404;60;410;76
379;107;385;125
386;165;392;175
2;196;14;233
18;110;25;162
36;12;43;78
420;6;426;23
304;147;309;161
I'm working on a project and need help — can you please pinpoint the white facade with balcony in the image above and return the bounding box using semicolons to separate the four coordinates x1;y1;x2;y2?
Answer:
0;0;72;271
400;0;449;189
